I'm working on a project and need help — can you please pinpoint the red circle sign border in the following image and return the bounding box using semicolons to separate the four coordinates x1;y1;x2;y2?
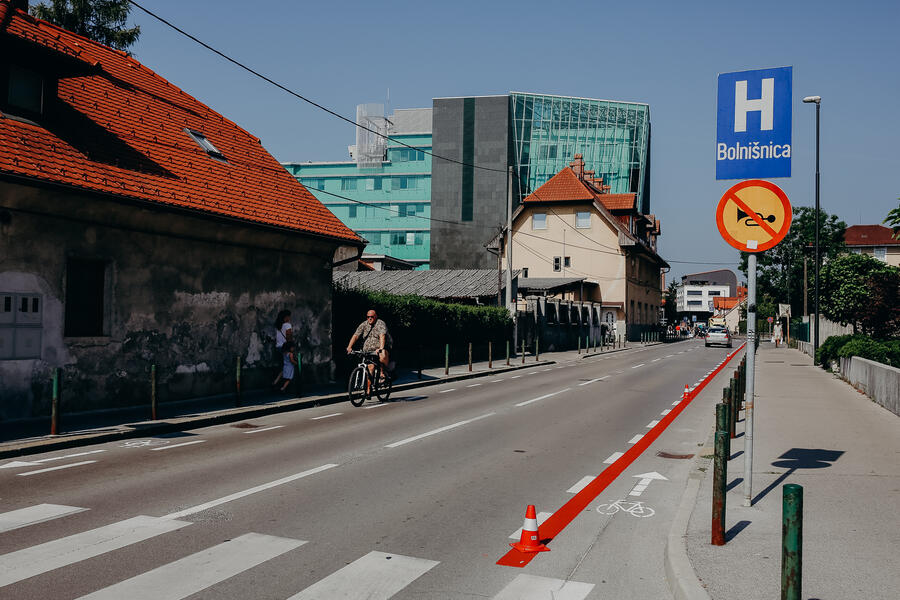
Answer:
716;179;792;252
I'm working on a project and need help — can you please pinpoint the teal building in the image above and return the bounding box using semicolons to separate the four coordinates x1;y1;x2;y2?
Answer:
283;106;433;268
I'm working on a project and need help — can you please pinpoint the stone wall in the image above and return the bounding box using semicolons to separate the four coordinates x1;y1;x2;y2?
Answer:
0;181;345;419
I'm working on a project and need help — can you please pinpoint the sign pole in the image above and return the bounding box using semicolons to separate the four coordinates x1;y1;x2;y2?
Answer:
743;253;757;506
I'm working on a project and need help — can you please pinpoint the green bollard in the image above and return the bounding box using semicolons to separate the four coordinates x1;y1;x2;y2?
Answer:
445;343;450;375
711;430;728;545
585;334;589;353
521;339;526;364
235;356;242;406
151;364;157;420
781;484;803;600
506;340;510;366
50;368;59;435
468;342;473;372
716;402;731;460
535;338;540;361
488;341;492;369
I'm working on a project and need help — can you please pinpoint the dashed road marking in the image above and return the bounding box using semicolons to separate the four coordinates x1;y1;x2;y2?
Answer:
150;440;206;452
646;420;659;428
438;389;456;394
466;383;482;388
17;461;97;476
311;414;342;421
631;364;645;369
385;413;495;448
627;434;644;444
243;425;285;433
604;452;624;464
515;388;571;407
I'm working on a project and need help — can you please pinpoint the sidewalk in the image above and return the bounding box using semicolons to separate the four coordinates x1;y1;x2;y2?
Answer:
669;344;900;599
0;341;657;458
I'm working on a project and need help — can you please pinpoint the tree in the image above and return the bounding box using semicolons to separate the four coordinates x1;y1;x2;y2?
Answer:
820;253;900;338
739;206;846;318
663;281;678;325
885;200;900;240
31;0;140;52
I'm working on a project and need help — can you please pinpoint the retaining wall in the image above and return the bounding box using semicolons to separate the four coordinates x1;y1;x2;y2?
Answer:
840;356;900;417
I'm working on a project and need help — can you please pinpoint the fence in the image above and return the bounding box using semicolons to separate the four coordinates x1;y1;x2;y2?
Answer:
839;356;900;417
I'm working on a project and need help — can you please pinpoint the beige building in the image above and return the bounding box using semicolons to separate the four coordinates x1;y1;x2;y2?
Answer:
496;156;668;339
844;225;900;268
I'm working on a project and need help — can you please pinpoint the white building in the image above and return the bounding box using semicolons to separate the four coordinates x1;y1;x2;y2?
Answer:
675;269;737;314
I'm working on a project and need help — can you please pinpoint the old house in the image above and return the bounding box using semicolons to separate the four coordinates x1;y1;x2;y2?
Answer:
0;1;364;418
497;155;667;340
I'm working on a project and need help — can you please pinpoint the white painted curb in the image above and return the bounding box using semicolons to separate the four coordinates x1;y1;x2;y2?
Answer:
664;457;713;600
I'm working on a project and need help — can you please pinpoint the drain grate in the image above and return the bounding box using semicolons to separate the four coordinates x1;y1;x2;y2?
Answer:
657;451;694;459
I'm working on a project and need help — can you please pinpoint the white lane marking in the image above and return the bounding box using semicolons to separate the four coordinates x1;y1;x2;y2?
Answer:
578;376;609;387
631;363;645;369
672;400;681;406
287;551;438;600
363;403;390;410
311;413;342;420
162;464;338;520
614;370;624;374
661;409;671;415
466;383;482;388
491;379;505;383
511;375;522;379
677;351;685;354
646;420;659;428
438;389;456;394
17;461;97;477
541;368;552;372
0;515;190;587
385;413;495;448
604;452;624;464
651;358;661;362
34;450;107;463
509;512;553;539
0;504;87;534
150;440;206;451
627;434;644;444
78;532;304;600
515;388;571;407
493;574;594;599
0;460;39;469
566;476;597;494
526;371;539;375
555;366;564;369
666;354;675;358
243;425;285;433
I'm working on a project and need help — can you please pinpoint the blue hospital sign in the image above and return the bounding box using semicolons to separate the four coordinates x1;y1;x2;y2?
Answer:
716;67;792;180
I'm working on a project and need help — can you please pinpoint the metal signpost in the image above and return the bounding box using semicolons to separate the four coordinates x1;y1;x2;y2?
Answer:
717;66;793;506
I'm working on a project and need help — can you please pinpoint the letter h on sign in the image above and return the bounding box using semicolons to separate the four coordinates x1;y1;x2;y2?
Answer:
716;66;792;180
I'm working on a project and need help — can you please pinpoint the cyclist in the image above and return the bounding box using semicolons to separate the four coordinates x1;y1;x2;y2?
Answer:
346;309;392;379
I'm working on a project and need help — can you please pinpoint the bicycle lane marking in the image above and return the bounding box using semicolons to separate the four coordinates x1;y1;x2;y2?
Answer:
497;342;745;568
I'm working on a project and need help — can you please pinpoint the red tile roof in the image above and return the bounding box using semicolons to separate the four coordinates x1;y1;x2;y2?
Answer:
0;3;361;245
522;166;636;212
844;225;899;246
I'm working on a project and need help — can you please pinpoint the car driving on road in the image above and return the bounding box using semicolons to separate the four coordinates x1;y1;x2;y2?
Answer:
705;326;732;348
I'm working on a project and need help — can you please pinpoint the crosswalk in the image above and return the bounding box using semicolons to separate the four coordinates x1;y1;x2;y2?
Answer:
0;503;595;599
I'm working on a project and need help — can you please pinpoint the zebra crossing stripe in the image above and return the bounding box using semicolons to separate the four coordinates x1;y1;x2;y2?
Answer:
0;504;87;534
286;551;438;600
492;574;594;599
77;532;305;599
0;515;190;587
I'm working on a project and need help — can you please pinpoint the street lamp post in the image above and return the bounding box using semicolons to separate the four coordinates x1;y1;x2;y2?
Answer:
802;96;821;356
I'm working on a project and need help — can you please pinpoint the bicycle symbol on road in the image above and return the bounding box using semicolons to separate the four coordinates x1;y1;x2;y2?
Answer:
119;439;168;448
596;499;655;518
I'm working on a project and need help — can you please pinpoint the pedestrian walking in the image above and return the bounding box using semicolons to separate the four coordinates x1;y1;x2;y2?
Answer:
279;341;298;393
272;309;293;388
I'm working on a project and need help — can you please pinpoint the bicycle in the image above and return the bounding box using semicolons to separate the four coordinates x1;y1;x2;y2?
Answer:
595;499;655;518
347;350;392;407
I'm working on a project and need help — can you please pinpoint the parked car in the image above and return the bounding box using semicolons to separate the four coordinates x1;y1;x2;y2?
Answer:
705;326;732;348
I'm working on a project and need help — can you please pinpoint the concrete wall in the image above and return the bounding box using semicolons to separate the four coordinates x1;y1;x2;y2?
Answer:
840;356;900;417
431;96;510;269
0;181;344;419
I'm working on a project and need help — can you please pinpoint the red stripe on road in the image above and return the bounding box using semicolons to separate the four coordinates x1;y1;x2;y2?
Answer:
497;343;746;568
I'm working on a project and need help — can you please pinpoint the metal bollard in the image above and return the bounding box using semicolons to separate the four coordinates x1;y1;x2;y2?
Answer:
418;345;423;380
577;336;581;354
235;356;242;406
711;430;728;545
781;484;803;600
506;340;510;366
468;342;473;372
488;341;492;369
521;339;526;364
535;338;540;361
445;343;449;376
151;364;157;420
716;402;730;453
50;367;59;435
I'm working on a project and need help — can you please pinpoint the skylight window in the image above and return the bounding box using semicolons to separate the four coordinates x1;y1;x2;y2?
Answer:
185;129;227;162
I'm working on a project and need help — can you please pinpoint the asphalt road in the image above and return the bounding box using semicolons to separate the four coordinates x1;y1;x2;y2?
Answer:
0;339;740;599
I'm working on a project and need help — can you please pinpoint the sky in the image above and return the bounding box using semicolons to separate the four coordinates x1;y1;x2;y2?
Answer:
124;0;900;283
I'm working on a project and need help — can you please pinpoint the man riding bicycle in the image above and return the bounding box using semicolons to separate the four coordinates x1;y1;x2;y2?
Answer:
346;309;392;378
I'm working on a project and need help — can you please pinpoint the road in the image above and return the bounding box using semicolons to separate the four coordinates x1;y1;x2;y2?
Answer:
0;339;741;599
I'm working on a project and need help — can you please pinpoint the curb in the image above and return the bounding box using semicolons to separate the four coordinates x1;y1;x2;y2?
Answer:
0;359;556;459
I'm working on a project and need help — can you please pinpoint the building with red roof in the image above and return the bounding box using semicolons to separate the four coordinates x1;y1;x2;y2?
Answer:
844;224;900;267
492;155;667;341
0;1;364;416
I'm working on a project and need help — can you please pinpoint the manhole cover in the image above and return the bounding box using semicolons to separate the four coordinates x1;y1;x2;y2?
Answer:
657;451;694;459
231;422;258;429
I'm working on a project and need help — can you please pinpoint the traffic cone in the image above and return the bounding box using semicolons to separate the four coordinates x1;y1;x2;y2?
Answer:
683;384;690;400
510;505;550;553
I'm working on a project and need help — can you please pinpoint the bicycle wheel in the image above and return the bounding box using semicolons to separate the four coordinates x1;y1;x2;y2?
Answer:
347;366;367;407
374;370;392;402
628;505;655;518
595;503;620;516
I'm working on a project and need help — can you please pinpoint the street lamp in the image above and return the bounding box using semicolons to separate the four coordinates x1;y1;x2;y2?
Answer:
802;95;821;356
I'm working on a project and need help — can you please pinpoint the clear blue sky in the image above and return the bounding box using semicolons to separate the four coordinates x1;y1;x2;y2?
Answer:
128;0;900;283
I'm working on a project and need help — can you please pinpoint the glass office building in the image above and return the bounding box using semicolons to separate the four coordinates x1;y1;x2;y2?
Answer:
283;107;432;268
510;92;651;213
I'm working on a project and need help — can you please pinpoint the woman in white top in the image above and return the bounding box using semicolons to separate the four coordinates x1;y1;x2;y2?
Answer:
272;310;293;387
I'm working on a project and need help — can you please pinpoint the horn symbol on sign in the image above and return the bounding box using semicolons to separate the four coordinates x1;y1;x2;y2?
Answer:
737;208;777;227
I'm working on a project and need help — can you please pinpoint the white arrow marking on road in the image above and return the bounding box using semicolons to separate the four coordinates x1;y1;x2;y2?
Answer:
629;471;669;496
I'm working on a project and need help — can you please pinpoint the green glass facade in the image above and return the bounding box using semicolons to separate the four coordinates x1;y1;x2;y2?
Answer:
510;92;650;212
283;121;431;268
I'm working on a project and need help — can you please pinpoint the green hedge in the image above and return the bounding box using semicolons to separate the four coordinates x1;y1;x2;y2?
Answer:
815;333;899;369
333;287;512;373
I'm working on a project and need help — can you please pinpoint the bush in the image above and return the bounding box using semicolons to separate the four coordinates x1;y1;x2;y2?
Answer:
815;334;855;369
879;340;900;367
837;337;891;365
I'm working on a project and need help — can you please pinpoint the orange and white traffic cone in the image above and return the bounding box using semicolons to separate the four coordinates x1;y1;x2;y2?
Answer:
683;384;690;400
510;505;550;553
